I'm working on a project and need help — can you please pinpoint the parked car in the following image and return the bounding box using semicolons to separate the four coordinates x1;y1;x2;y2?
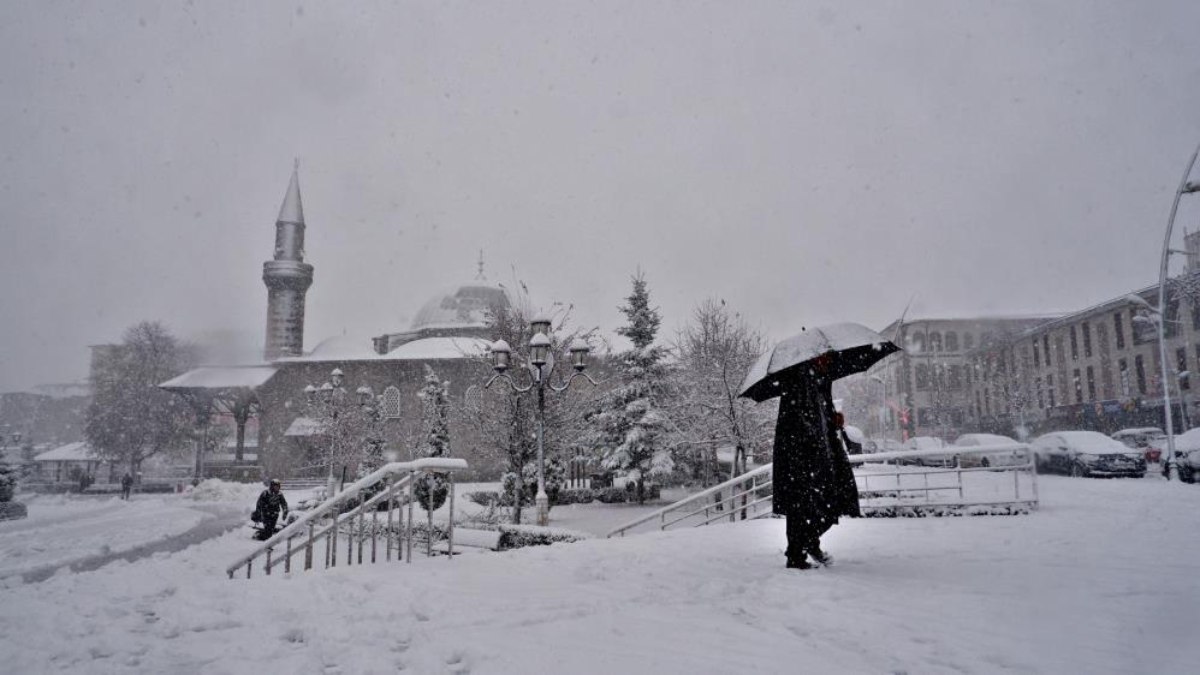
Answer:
903;436;953;467
1163;428;1200;483
951;433;1023;468
1030;431;1147;478
1111;427;1166;463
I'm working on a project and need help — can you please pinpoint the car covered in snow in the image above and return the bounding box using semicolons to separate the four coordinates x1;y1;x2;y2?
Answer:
1111;427;1166;463
1030;431;1146;478
902;436;953;467
951;433;1023;468
1162;428;1200;483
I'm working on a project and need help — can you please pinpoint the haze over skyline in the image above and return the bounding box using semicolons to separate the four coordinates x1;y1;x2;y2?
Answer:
2;1;1200;391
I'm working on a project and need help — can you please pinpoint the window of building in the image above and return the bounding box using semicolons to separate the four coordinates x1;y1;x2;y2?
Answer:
463;384;482;412
1119;358;1130;397
1082;322;1092;358
945;332;959;352
1086;366;1096;401
1070;326;1079;360
1178;348;1190;391
1073;368;1083;403
1048;374;1056;408
963;333;974;350
1192;301;1200;331
1114;312;1126;350
915;364;931;390
1035;377;1044;409
1166;296;1181;338
909;333;925;353
948;365;963;390
1135;354;1147;395
984;389;991;415
929;332;942;352
1043;335;1052;366
382;385;402;418
1033;340;1041;369
1132;310;1154;345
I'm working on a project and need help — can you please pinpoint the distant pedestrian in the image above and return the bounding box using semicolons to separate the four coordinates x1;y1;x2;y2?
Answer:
120;472;133;500
253;479;289;540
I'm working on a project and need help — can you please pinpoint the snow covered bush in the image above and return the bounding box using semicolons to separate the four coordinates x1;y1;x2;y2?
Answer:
465;491;501;507
553;487;596;505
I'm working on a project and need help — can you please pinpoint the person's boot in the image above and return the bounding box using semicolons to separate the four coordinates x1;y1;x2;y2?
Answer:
786;554;813;570
808;547;833;566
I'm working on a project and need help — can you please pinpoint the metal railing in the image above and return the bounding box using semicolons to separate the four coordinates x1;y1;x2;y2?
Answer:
225;457;467;579
850;444;1038;516
606;464;774;538
605;443;1038;538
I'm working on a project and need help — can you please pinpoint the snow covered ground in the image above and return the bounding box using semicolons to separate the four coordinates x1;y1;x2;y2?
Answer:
0;475;1197;674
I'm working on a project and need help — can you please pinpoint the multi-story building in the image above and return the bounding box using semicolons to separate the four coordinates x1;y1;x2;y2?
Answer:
843;315;1056;442
967;275;1200;437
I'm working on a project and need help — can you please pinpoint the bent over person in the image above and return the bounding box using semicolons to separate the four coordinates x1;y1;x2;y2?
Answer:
254;479;289;540
772;357;860;569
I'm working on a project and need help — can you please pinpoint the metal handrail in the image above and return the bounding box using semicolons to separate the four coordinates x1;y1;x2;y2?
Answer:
226;457;466;578
605;443;1037;538
606;463;773;538
849;443;1030;465
266;473;413;572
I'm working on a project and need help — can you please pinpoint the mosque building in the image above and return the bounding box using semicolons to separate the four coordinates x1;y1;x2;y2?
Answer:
162;167;510;480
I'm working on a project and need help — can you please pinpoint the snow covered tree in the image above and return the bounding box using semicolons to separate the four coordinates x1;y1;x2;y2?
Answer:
84;321;197;475
0;460;16;502
669;298;773;484
300;377;385;486
414;366;451;513
462;281;599;521
586;272;672;503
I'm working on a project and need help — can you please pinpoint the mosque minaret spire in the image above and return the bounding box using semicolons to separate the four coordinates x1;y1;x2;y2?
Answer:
262;160;314;360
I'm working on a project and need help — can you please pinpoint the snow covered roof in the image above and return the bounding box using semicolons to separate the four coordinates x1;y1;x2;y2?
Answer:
284;417;326;437
34;442;99;462
410;284;510;332
159;366;278;390
277;337;490;363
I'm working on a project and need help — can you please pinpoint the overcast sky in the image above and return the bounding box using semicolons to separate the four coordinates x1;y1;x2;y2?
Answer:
2;1;1199;391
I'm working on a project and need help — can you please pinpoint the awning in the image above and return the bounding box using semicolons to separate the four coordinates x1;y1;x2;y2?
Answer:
285;417;326;437
34;441;99;462
159;366;278;390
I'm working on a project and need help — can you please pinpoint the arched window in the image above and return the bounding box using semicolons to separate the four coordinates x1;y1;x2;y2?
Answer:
944;332;959;352
382;386;402;419
928;332;943;352
909;333;925;353
963;333;974;350
464;385;482;412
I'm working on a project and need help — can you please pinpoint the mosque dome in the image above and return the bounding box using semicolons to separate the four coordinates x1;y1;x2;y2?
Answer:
410;283;512;332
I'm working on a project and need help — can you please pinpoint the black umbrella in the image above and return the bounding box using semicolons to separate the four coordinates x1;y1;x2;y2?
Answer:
738;322;901;402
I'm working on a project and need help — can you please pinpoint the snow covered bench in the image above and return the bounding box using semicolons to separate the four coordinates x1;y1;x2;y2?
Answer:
433;527;503;554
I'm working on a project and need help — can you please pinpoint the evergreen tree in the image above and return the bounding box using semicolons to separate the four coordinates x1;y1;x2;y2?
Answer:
587;272;673;503
617;271;662;350
414;366;451;513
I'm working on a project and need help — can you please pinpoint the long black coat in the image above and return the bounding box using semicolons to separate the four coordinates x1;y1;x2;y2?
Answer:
771;376;860;532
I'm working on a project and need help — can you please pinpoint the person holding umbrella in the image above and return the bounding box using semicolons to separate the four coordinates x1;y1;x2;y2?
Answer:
740;323;900;569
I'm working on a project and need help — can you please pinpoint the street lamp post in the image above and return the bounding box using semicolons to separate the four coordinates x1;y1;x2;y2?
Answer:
304;368;381;495
1151;144;1200;481
485;318;598;527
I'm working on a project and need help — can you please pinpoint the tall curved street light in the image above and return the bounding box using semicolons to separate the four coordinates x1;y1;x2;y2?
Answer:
1155;142;1200;481
486;318;598;526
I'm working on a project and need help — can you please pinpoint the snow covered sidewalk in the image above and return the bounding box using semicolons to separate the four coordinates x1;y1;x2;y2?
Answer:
0;476;1197;673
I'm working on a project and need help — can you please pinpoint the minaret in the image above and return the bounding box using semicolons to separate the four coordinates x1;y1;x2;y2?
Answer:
262;162;314;360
